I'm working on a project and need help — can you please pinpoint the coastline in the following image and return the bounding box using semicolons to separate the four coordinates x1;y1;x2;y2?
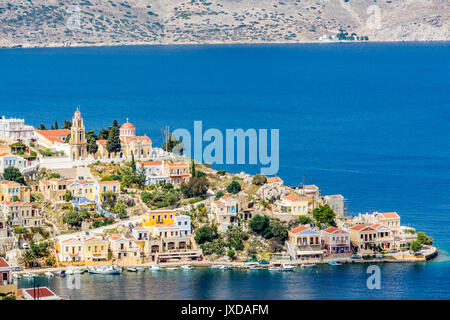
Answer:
1;39;449;50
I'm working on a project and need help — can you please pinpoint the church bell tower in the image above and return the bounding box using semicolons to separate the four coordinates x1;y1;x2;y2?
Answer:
69;108;88;160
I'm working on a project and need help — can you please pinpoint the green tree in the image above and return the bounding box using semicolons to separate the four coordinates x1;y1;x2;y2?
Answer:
99;128;110;140
1;167;25;184
191;160;196;178
64;190;73;202
63;211;83;228
417;232;433;245
410;240;422;254
312;205;336;226
252;174;267;186
106;120;121;154
228;249;236;260
180;177;209;198
39;124;46;130
54;120;58;129
195;224;219;245
249;215;272;239
298;216;312;225
131;152;136;173
63;120;72;129
270;220;288;242
227;181;241;194
215;191;224;200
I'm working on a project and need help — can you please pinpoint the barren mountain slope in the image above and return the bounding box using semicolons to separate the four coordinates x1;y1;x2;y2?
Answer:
0;0;448;48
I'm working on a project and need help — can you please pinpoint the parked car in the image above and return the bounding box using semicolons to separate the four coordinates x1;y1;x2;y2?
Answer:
350;254;362;259
22;243;30;249
13;266;23;271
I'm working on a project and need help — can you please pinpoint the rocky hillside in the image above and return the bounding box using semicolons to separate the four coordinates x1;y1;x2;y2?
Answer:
0;0;448;48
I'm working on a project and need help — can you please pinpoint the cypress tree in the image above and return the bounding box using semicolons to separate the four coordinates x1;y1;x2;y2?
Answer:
131;151;136;173
54;120;58;129
106;120;121;155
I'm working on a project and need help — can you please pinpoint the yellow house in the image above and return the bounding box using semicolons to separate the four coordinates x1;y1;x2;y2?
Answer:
280;194;309;215
94;180;120;203
68;181;95;201
375;212;401;230
57;234;108;263
143;210;176;227
0;180;31;202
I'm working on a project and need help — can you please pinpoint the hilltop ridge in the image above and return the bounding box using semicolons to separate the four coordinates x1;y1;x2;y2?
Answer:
0;0;448;48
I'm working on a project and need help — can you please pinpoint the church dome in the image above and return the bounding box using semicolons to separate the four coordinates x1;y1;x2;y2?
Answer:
120;122;135;129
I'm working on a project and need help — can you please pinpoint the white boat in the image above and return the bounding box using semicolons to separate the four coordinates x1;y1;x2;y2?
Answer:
209;265;221;269
127;268;137;272
22;273;39;278
269;263;295;271
88;266;122;275
165;267;178;270
66;268;75;275
149;265;161;271
302;264;316;268
181;265;193;270
218;265;231;270
136;267;145;272
45;271;55;277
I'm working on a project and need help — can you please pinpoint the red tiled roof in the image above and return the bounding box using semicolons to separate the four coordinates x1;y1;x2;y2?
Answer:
35;129;70;137
140;161;162;166
97;180;120;185
0;257;12;268
323;226;338;233
267;176;283;183
377;212;400;219
166;162;188;167
283;194;308;202
289;226;307;234
0;152;10;157
120;122;135;129
350;224;375;232
97;140;107;145
23;287;57;299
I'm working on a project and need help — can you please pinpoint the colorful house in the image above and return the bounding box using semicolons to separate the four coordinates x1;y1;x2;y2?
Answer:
57;234;108;263
174;214;192;237
349;224;377;254
280;194;309;215
136;161;169;186
0;180;31;202
288;226;323;259
142;209;176;227
109;234;140;263
39;178;68;202
94;180;120;203
321;226;350;255
166;162;190;185
0;153;29;175
211;195;239;232
0;201;43;228
375;212;401;230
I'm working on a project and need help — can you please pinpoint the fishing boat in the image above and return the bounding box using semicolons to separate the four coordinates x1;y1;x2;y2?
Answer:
181;265;193;270
22;273;39;278
54;270;66;277
209;265;221;269
218;265;231;270
259;259;270;265
328;261;342;266
302;264;316;268
66;268;75;275
136;267;145;272
269;263;295;271
127;268;137;272
88;266;122;275
45;271;55;277
149;265;162;271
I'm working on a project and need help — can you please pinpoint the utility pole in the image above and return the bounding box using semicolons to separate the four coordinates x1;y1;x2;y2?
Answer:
302;173;306;196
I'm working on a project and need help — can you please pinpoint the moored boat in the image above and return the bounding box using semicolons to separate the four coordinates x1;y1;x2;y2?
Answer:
45;271;55;277
127;268;137;272
218;265;230;270
181;265;193;270
66;268;75;275
302;264;316;268
149;265;161;271
88;266;122;275
136;267;145;272
328;261;342;266
22;273;39;278
54;270;66;277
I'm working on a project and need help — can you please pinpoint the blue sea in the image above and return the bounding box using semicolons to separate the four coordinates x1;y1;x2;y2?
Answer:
2;42;450;299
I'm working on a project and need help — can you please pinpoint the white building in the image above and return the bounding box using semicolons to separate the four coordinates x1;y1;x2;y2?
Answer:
0;153;29;175
0;116;34;143
324;194;345;217
136;161;170;186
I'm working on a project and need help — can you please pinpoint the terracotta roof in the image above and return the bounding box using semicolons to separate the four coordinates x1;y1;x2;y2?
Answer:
35;129;70;137
350;224;375;232
377;212;400;219
0;257;12;268
97;139;107;145
283;194;307;202
371;224;382;229
140;161;162;166
325;194;344;199
0;152;10;157
267;176;283;183
323;226;338;233
289;226;307;234
120;122;135;129
97;180;120;185
166;162;188;167
23;287;57;299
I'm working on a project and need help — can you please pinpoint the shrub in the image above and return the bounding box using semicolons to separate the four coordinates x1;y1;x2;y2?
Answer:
227;181;241;194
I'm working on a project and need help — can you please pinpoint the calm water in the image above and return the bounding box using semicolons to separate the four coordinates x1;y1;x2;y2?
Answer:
1;42;450;299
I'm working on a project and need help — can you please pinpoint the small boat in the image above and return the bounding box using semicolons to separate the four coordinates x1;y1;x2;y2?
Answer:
165;267;178;270
218;265;231;270
66;268;75;275
209;265;221;269
149;265;161;271
181;265;193;270
54;270;66;277
136;267;145;272
22;273;39;278
328;261;342;266
259;259;270;265
269;263;295;271
248;266;264;270
88;266;122;275
302;264;316;268
13;273;21;279
127;268;137;272
45;271;55;277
